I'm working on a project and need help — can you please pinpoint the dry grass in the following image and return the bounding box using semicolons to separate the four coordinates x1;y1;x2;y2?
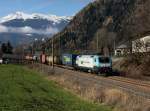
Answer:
103;89;150;111
47;74;150;111
113;55;150;79
104;89;128;106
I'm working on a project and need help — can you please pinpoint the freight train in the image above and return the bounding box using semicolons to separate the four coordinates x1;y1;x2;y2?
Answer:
62;54;112;75
2;53;112;75
39;53;112;75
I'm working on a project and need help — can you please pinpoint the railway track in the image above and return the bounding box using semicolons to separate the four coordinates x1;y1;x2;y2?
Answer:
32;63;150;99
55;64;150;98
108;77;150;89
55;64;150;88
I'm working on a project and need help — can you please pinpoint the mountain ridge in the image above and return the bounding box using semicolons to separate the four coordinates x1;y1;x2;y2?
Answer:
45;0;150;55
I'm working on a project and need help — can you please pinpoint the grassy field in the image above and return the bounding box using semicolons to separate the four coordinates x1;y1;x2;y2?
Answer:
0;65;111;111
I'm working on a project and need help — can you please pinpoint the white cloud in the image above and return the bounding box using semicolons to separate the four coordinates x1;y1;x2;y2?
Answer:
0;25;58;35
0;25;8;32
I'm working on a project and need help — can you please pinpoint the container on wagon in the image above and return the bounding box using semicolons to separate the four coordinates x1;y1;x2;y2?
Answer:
40;54;46;64
62;54;78;66
46;56;59;65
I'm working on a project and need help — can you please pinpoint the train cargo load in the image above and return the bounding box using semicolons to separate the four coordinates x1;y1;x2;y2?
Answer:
62;54;78;66
40;54;46;64
46;56;60;65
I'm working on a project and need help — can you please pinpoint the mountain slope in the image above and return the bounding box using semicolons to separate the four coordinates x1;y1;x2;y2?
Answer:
0;12;72;46
46;0;150;55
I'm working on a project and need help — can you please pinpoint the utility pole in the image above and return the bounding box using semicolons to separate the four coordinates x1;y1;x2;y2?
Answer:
97;32;99;53
22;46;24;64
113;40;116;56
31;44;34;65
59;36;61;59
52;37;54;70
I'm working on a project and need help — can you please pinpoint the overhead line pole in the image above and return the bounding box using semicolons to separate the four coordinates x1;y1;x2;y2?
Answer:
97;32;99;53
52;37;54;70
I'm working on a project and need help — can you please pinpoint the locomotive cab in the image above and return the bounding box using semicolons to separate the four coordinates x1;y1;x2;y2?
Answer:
94;56;112;74
75;55;112;75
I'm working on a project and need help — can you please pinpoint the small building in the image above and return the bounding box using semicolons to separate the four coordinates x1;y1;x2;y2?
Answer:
115;44;131;56
132;36;150;53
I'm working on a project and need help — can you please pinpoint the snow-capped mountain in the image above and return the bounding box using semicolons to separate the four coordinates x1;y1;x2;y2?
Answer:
0;12;72;46
0;11;71;24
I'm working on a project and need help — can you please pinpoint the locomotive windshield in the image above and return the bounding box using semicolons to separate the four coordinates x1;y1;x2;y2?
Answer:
99;57;110;63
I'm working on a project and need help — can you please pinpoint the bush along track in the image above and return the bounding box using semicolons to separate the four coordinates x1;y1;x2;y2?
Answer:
0;65;111;111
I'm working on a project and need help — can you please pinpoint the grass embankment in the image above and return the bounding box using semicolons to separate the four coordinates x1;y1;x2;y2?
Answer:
0;65;111;111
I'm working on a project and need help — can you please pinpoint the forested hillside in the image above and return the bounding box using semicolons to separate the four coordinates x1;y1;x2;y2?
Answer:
45;0;150;55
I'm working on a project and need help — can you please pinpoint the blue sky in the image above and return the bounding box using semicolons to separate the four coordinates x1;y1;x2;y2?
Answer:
0;0;92;17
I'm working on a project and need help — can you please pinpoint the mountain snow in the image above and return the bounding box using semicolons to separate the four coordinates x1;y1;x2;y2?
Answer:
0;12;72;46
0;11;72;35
0;11;72;24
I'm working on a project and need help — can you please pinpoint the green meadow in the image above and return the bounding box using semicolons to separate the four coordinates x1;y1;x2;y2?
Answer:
0;65;111;111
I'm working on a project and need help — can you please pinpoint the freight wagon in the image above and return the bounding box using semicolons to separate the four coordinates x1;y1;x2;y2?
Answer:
40;54;46;64
62;54;78;66
2;54;24;64
33;53;112;76
46;55;61;65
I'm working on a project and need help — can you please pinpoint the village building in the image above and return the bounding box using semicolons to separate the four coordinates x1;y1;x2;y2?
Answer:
132;36;150;53
115;44;131;56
